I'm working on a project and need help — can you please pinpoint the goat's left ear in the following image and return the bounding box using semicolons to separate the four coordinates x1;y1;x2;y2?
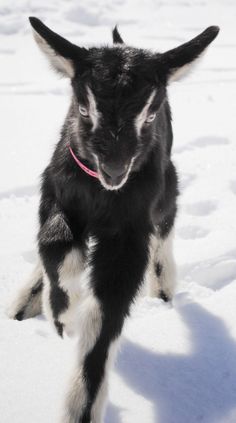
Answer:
29;17;88;78
161;26;219;82
112;26;124;44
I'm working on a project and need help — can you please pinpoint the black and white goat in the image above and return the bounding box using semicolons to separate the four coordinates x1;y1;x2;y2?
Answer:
8;18;219;423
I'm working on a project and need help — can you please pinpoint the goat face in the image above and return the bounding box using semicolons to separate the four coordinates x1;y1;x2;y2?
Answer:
71;47;167;190
29;17;219;190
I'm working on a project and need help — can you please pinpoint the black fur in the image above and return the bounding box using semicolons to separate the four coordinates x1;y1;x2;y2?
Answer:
28;18;219;422
112;25;124;44
155;262;162;278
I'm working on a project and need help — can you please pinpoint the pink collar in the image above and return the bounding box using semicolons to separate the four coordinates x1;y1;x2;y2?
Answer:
68;145;99;179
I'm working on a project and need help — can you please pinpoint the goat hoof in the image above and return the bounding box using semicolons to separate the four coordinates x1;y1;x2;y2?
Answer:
159;290;170;302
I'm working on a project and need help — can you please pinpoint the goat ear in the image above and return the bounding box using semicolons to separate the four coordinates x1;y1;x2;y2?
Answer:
112;26;124;44
29;17;88;78
161;26;219;82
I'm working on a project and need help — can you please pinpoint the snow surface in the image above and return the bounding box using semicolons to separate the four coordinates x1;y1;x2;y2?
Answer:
1;1;236;422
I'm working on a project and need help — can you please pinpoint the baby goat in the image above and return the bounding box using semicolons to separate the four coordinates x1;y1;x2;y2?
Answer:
9;18;219;423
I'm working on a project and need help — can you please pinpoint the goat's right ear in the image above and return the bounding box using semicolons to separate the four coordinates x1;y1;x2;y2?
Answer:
29;17;88;78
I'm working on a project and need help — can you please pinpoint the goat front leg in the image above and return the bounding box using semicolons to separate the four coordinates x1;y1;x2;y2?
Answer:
38;209;84;336
62;226;151;423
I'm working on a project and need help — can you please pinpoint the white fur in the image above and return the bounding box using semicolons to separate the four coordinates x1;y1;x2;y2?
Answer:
91;338;120;423
62;291;103;422
7;262;43;319
135;90;156;136
61;367;87;423
168;50;206;82
147;229;176;299
42;272;54;325
59;248;84;297
32;29;74;78
87;86;100;131
57;249;85;336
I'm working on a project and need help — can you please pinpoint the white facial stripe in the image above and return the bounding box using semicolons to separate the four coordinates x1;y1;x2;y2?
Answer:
135;89;157;136
86;86;100;131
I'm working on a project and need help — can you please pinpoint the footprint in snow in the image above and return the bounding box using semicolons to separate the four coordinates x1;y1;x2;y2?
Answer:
177;225;209;240
190;136;230;148
185;200;217;217
175;136;230;154
179;173;196;191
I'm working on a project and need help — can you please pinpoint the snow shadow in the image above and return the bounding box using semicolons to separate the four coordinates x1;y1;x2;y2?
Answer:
115;303;236;423
105;403;123;423
179;249;236;291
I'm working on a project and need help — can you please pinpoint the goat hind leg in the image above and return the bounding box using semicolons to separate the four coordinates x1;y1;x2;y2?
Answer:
7;262;43;320
148;229;176;302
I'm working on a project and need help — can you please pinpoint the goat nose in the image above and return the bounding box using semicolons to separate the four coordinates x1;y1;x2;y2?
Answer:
102;163;127;179
101;162;128;185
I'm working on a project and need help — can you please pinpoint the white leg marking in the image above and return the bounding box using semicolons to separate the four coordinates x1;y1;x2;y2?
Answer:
61;289;103;422
60;248;83;325
91;338;120;423
59;248;84;297
7;261;43;319
147;229;176;299
135;89;156;136
42;272;54;325
42;248;85;336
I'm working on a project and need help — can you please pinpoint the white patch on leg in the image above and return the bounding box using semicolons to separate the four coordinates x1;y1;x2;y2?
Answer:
61;288;103;422
61;367;87;423
7;261;43;319
42;272;54;325
91;338;120;423
147;229;176;299
56;248;84;336
135;90;156;136
59;248;84;297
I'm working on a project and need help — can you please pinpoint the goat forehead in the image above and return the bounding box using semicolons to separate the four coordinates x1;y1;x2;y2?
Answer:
88;46;151;71
86;46;156;89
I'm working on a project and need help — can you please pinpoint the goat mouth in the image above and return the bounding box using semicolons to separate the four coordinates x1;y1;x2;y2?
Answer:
101;169;127;186
98;169;129;191
93;154;135;191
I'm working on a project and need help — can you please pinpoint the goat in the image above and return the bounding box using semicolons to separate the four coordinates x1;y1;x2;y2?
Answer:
8;17;219;423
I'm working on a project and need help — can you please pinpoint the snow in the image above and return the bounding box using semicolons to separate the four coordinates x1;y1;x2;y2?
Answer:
0;1;236;422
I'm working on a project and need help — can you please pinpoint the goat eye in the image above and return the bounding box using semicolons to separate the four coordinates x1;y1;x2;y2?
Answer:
145;113;156;123
79;106;89;117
